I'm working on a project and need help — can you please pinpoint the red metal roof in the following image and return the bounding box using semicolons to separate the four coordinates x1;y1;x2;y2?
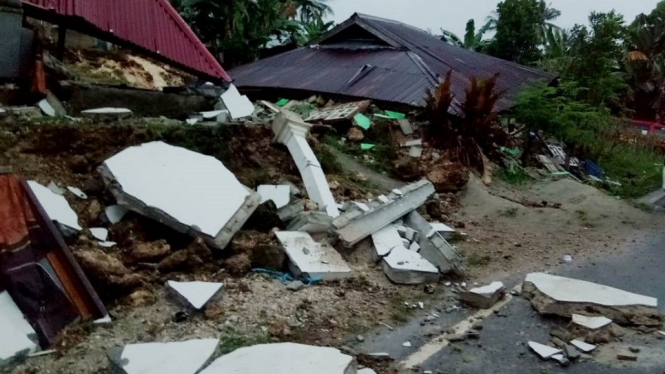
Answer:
22;0;231;81
231;13;556;110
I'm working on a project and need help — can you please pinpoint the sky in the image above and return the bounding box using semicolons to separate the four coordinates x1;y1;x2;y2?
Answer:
328;0;661;37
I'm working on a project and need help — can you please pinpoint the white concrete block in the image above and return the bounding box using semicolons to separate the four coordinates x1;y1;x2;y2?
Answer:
82;107;132;114
199;343;355;374
102;142;251;238
257;185;291;209
404;228;416;241
470;282;505;297
108;339;218;374
528;341;561;359
525;273;657;307
354;202;371;213
427;222;456;239
409;146;422;158
276;232;351;281
105;205;129;224
221;84;254;119
38;99;55;117
167;281;223;309
0;292;36;366
570;340;596;353
90;228;109;241
28;180;82;231
403;139;423;147
382;246;439;284
371;225;402;259
408;241;420;252
377;195;390;203
571;314;612;330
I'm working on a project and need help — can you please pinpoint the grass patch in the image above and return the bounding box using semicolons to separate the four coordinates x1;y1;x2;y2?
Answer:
497;168;532;186
466;253;492;267
499;207;519;217
387;294;417;324
595;144;663;199
218;326;270;355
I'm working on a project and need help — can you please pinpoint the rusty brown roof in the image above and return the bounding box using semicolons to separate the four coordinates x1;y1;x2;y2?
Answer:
231;13;556;110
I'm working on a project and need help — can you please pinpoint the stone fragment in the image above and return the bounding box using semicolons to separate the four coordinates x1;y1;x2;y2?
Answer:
563;345;581;360
458;282;505;309
617;353;638;361
570;340;596;353
107;339;219;374
199;343;355;374
550;354;570;367
167;281;223;309
276;232;351;281
286;281;305;291
572;314;613;330
128;240;171;263
382;246;439;285
28;181;82;231
528;341;562;359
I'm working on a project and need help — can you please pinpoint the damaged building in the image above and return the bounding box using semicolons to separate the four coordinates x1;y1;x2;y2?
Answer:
230;13;557;110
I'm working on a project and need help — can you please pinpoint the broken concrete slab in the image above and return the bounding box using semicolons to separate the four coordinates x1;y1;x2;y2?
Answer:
38;98;56;117
458;282;505;309
199;343;356;374
371;224;403;261
105;205;129;224
0;292;37;368
220;84;254;119
408;146;423;158
333;180;434;247
523;273;660;326
90;228;109;241
427;222;455;240
572;314;613;330
403;211;465;276
570;340;596;353
28;180;82;231
275;231;351;281
272;110;339;218
550;353;570;367
382;246;439;285
167;281;223;309
287;211;333;234
107;338;219;374
397;119;414;135
99;142;260;250
257;185;291;209
528;341;562;359
81;107;132;120
67;186;88;199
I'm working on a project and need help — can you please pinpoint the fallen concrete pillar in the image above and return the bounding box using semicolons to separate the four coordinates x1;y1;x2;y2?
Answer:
333;180;435;247
403;211;465;276
99;142;260;250
107;339;219;374
275;231;351;281
382;246;439;285
523;273;660;326
272;111;339;218
199;343;356;374
371;224;403;262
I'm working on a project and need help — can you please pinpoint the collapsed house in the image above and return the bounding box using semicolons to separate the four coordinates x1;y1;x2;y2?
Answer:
230;13;556;110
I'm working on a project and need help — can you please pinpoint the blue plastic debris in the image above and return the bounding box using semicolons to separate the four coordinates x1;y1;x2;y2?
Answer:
582;160;604;178
252;268;322;286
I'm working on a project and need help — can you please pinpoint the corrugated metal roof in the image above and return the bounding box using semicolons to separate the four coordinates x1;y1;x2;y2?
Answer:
231;13;556;110
22;0;231;81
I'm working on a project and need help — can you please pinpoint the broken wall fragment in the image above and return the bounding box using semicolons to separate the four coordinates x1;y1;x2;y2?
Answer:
99;141;260;250
107;339;219;374
275;231;351;281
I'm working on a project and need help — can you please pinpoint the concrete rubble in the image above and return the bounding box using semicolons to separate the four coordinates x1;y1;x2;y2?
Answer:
99;141;260;250
572;314;613;330
403;211;465;275
427;222;456;240
257;185;291;209
28;180;82;231
523;273;660;326
275;231;352;281
458;281;506;309
528;341;561;359
105;205;129;224
272;110;339;218
382;246;439;284
570;339;596;353
167;281;223;309
0;292;37;368
198;343;356;374
107;338;219;374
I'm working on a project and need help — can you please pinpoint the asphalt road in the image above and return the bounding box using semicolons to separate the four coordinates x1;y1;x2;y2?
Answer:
358;232;665;373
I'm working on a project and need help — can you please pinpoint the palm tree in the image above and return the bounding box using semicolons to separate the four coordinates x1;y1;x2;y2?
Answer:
538;3;562;43
440;19;494;51
293;0;333;23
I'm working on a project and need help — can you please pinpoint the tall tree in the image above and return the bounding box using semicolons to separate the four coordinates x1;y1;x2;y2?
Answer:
486;0;561;64
293;0;333;23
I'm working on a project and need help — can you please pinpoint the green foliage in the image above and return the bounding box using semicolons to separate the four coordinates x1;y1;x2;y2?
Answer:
497;168;532;185
440;19;493;52
487;0;559;65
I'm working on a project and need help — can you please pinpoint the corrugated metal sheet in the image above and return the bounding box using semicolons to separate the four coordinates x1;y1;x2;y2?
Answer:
231;13;556;110
22;0;231;81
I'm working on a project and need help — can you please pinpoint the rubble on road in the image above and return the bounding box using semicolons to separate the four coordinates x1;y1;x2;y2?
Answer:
107;339;219;374
528;341;562;359
458;282;506;309
272;110;339;218
167;281;223;309
99;141;260;250
198;343;356;374
523;273;660;326
570;340;596;353
275;231;352;281
402;211;465;275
